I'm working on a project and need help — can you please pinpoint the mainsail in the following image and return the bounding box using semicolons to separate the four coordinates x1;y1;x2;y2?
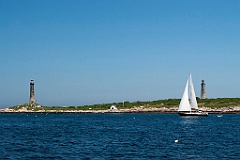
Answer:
189;74;198;110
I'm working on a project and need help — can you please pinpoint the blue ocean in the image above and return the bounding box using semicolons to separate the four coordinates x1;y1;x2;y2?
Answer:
0;113;239;159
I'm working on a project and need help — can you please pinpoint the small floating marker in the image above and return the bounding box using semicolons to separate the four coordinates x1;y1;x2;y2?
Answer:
133;117;136;119
175;140;178;143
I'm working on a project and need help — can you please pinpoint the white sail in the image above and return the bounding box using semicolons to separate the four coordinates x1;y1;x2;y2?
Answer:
189;74;198;110
178;79;191;112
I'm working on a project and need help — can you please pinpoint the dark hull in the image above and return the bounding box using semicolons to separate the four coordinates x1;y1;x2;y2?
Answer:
178;112;208;116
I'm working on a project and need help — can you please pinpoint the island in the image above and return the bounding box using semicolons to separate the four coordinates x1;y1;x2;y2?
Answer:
1;98;240;114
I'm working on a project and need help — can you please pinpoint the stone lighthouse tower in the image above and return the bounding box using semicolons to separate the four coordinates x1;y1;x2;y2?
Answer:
201;80;206;99
29;80;36;105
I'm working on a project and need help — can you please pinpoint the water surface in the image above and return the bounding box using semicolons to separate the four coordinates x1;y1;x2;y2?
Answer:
0;114;239;159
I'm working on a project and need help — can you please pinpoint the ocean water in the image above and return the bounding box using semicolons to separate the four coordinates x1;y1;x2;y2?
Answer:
0;113;239;159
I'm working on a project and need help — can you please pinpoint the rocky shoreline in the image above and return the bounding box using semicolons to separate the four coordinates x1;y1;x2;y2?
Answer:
1;106;240;114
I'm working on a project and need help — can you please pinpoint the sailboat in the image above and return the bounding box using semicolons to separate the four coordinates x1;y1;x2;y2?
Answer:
178;74;208;116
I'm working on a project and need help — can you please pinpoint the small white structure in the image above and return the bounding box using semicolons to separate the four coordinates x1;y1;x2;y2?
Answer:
110;105;118;110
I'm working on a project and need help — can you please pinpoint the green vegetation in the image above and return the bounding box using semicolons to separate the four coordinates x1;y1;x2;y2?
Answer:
197;98;240;109
40;99;181;111
10;103;44;111
9;98;240;111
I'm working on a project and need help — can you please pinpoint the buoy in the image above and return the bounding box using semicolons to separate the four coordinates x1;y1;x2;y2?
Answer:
175;140;178;143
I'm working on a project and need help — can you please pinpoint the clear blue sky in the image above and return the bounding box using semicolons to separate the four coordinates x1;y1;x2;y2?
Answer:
0;0;239;108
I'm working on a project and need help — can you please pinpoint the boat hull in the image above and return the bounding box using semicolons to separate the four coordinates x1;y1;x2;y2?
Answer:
178;112;208;116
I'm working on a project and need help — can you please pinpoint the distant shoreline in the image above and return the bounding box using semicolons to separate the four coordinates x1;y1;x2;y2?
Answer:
1;107;239;114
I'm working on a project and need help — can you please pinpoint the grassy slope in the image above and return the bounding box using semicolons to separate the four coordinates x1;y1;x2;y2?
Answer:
9;98;240;111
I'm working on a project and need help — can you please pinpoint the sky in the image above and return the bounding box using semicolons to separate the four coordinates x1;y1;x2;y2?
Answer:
0;0;239;108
